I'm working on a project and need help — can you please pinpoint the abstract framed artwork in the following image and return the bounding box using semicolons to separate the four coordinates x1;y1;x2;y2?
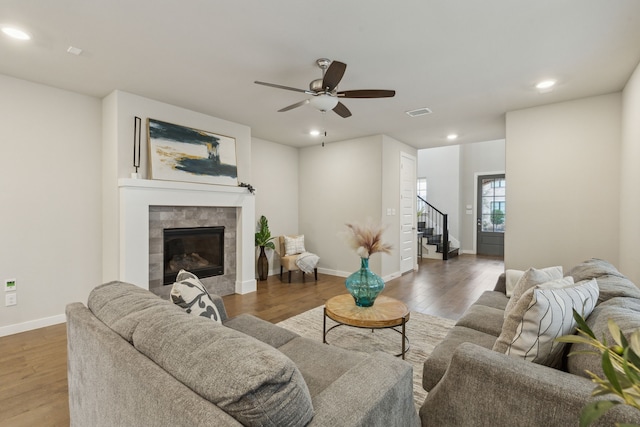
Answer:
147;118;238;186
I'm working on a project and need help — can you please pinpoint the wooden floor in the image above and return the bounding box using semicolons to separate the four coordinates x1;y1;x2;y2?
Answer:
0;254;503;426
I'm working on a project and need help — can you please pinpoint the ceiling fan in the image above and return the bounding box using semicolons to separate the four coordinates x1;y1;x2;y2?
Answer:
255;58;395;118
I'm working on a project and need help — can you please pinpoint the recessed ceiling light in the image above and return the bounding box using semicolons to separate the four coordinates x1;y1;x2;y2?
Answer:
1;26;31;40
447;134;458;141
309;130;321;137
67;46;83;56
535;80;556;90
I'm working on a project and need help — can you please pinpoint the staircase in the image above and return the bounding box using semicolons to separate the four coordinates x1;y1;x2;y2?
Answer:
417;196;459;261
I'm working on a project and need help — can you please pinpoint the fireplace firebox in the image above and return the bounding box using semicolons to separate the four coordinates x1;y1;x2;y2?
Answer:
163;226;224;284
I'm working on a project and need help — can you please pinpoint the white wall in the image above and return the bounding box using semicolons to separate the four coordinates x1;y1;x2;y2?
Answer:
459;139;505;253
417;145;461;241
505;93;622;272
0;74;102;336
251;137;299;274
299;136;385;276
101;90;252;282
620;61;640;285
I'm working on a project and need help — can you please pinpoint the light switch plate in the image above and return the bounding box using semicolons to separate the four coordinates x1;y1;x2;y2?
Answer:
5;293;17;306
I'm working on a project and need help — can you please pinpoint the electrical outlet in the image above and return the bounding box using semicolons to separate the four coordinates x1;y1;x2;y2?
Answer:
5;293;17;306
5;279;16;292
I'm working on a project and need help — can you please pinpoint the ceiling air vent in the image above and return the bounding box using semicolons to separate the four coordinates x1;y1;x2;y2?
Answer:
406;107;432;118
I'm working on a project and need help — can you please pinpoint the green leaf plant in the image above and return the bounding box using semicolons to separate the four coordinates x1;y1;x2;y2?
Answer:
254;215;275;250
557;309;640;427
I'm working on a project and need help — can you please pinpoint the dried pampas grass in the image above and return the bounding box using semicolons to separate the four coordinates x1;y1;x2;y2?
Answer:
343;219;392;259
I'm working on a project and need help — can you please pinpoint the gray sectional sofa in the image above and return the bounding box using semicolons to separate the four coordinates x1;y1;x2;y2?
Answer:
419;259;640;426
66;281;419;427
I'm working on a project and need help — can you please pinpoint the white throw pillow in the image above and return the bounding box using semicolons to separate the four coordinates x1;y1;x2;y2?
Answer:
505;269;525;297
504;266;563;317
170;270;222;324
493;277;599;367
284;235;306;256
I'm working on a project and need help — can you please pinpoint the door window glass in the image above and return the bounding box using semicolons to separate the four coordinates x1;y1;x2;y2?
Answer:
481;178;506;232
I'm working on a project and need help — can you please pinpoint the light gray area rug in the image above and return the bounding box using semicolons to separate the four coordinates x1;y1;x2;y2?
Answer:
277;305;456;409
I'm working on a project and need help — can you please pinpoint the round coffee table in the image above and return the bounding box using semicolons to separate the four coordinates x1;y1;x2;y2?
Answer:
323;294;410;359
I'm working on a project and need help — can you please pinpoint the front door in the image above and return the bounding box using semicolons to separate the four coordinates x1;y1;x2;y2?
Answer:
476;174;505;256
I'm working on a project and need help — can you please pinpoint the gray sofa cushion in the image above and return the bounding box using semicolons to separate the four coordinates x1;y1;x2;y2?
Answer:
132;308;314;427
224;313;299;348
422;326;497;391
88;281;184;342
472;290;508;310
278;336;367;397
455;304;504;336
568;300;640;380
569;258;640;303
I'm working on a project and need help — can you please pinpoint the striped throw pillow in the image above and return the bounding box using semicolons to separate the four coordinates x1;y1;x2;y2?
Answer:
493;278;599;367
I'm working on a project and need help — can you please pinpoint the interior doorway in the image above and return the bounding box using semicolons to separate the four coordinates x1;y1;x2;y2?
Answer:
400;152;417;273
476;174;505;256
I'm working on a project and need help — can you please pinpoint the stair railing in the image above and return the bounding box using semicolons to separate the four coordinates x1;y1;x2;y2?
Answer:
417;195;449;260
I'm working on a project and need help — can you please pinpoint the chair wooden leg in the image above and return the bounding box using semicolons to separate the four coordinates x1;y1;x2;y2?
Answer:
314;268;318;281
303;272;306;282
280;266;283;280
288;271;292;283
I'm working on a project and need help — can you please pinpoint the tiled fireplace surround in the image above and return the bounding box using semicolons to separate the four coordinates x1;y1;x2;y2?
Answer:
118;178;256;297
149;206;236;299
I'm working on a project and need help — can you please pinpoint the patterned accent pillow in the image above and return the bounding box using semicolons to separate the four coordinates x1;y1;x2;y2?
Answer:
170;271;222;324
504;266;563;317
284;235;306;256
493;278;599;367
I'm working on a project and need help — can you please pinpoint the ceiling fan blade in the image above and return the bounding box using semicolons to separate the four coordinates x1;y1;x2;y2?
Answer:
337;89;396;98
322;61;347;92
278;99;310;112
332;102;352;118
255;81;310;94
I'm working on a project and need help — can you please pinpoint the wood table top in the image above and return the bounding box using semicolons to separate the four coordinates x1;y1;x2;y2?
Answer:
324;294;410;328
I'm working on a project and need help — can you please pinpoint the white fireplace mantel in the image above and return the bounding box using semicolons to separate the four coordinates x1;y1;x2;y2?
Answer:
118;178;256;294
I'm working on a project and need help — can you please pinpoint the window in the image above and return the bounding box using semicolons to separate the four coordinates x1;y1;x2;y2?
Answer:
481;178;506;232
417;178;427;200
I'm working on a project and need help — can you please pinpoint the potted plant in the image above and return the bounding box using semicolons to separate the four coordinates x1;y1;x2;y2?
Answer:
255;215;275;281
557;310;640;426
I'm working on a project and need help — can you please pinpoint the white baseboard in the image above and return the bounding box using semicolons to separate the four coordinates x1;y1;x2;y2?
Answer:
0;313;66;337
460;249;476;254
317;267;348;278
383;271;401;282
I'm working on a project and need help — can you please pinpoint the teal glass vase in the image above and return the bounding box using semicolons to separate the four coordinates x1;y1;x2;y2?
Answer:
345;258;385;307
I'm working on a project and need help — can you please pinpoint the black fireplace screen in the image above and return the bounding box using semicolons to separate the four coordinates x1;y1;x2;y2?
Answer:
163;226;224;284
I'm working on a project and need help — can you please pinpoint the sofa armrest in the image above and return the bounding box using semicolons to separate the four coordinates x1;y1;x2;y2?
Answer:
310;352;419;427
66;302;241;426
493;272;506;293
420;342;640;426
208;293;228;321
223;313;298;348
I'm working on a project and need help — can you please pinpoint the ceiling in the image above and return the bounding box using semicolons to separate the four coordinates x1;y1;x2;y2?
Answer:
1;1;640;149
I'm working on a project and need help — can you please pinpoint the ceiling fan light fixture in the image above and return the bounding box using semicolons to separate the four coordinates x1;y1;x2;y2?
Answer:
309;94;339;112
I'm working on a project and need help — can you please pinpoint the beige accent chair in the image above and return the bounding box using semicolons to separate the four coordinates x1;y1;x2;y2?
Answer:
278;235;318;283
